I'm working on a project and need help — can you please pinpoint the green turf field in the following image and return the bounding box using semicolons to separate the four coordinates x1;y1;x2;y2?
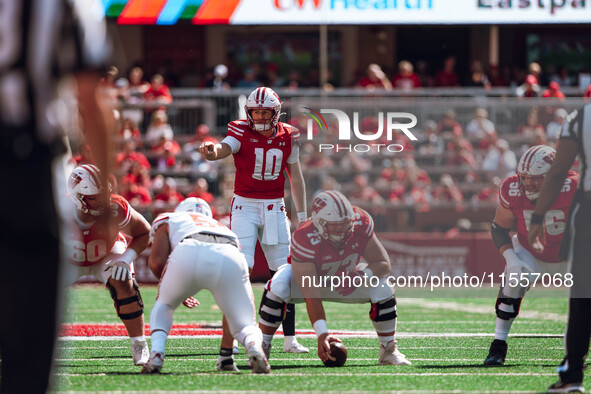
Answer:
55;284;576;392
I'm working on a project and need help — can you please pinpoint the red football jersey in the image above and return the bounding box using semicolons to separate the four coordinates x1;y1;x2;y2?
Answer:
224;120;299;199
499;170;578;263
67;194;131;267
291;207;375;275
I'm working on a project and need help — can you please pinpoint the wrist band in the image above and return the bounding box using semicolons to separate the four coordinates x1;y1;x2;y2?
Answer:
362;267;375;277
313;319;328;337
530;213;544;225
297;211;307;223
119;249;138;265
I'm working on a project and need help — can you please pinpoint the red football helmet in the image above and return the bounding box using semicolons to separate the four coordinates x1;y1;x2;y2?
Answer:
245;87;282;132
517;145;556;200
311;191;355;244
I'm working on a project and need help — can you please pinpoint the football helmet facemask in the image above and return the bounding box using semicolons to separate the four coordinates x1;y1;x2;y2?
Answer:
245;87;282;132
517;145;556;200
311;191;355;244
175;197;213;217
68;164;110;216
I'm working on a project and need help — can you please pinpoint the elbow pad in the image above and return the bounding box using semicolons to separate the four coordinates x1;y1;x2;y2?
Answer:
491;221;512;250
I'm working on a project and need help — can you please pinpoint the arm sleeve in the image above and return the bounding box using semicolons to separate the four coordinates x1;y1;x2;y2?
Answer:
287;143;300;164
222;136;241;153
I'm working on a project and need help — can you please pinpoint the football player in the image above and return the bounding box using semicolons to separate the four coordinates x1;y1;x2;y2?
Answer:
66;165;150;365
142;198;270;374
484;145;578;365
199;87;308;368
258;191;411;366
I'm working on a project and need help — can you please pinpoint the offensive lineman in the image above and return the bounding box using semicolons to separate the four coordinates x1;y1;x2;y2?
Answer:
199;87;308;370
258;191;411;366
67;164;150;365
484;145;578;365
143;198;270;374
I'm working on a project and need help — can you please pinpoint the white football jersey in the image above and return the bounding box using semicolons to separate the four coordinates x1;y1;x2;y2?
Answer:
151;212;238;251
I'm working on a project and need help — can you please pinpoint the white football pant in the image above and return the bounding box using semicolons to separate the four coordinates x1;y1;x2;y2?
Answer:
230;195;290;270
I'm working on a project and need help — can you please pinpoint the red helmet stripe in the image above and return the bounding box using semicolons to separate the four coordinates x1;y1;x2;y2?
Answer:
521;145;543;173
326;191;344;219
81;164;101;190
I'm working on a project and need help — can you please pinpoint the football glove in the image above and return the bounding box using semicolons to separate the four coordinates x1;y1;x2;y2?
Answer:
182;297;200;309
107;260;132;281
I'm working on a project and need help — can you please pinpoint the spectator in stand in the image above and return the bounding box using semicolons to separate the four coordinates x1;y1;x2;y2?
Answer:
438;110;463;137
444;218;472;239
416;61;434;88
530;128;548;148
128;66;150;95
435;56;460;87
404;157;431;189
121;160;151;189
546;108;568;142
448;144;477;168
472;176;501;207
236;68;261;88
465;108;497;140
392;60;421;90
518;108;545;138
121;66;150;126
265;63;285;89
481;139;517;175
305;148;334;169
465;60;491;89
184;124;219;150
144;74;173;104
528;62;543;84
120;178;153;208
145;109;174;148
71;143;94;166
115;140;151;173
489;64;507;87
187;177;215;204
340;151;371;173
515;74;541;98
153;138;181;171
283;69;304;91
118;117;143;147
356;63;392;90
550;65;574;87
432;174;463;207
416;120;444;157
348;174;386;216
155;178;184;205
542;81;566;100
205;64;231;90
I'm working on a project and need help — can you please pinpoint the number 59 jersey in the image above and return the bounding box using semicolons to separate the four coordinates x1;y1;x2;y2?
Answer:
499;170;579;263
222;120;299;199
67;194;131;266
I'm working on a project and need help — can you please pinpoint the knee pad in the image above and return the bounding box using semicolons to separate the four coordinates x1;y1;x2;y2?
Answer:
258;289;286;328
495;296;522;320
107;278;144;320
370;297;397;322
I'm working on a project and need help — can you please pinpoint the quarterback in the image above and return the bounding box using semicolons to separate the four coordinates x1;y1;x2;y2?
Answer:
199;87;308;367
484;145;578;365
258;191;411;366
142;198;269;374
66;165;151;365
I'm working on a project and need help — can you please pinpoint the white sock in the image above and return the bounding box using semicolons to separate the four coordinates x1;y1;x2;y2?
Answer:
284;335;296;346
131;335;146;343
150;330;168;354
263;334;274;347
378;335;394;347
494;317;514;341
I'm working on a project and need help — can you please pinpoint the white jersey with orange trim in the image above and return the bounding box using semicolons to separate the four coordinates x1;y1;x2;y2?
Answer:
151;211;239;251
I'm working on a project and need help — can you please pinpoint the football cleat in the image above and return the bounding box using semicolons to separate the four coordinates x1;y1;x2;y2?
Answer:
548;380;585;393
246;342;271;374
284;340;310;353
141;351;164;373
484;339;508;366
132;338;150;366
216;357;239;372
378;340;411;366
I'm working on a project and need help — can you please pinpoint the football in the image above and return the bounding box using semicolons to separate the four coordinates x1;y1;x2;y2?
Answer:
323;341;347;367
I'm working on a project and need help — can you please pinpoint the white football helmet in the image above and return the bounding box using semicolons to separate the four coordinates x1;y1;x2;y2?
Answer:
245;87;282;132
517;145;556;200
311;191;355;244
175;197;212;217
68;164;109;216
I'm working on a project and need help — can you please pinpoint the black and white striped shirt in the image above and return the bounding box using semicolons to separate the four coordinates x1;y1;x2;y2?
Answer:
560;102;591;192
0;0;109;160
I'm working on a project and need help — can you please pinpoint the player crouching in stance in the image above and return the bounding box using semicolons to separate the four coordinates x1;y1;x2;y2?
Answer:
67;165;150;365
484;146;578;365
258;191;411;366
142;198;270;374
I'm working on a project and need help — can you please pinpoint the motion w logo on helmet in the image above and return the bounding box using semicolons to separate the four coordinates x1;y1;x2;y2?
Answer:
301;107;418;153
